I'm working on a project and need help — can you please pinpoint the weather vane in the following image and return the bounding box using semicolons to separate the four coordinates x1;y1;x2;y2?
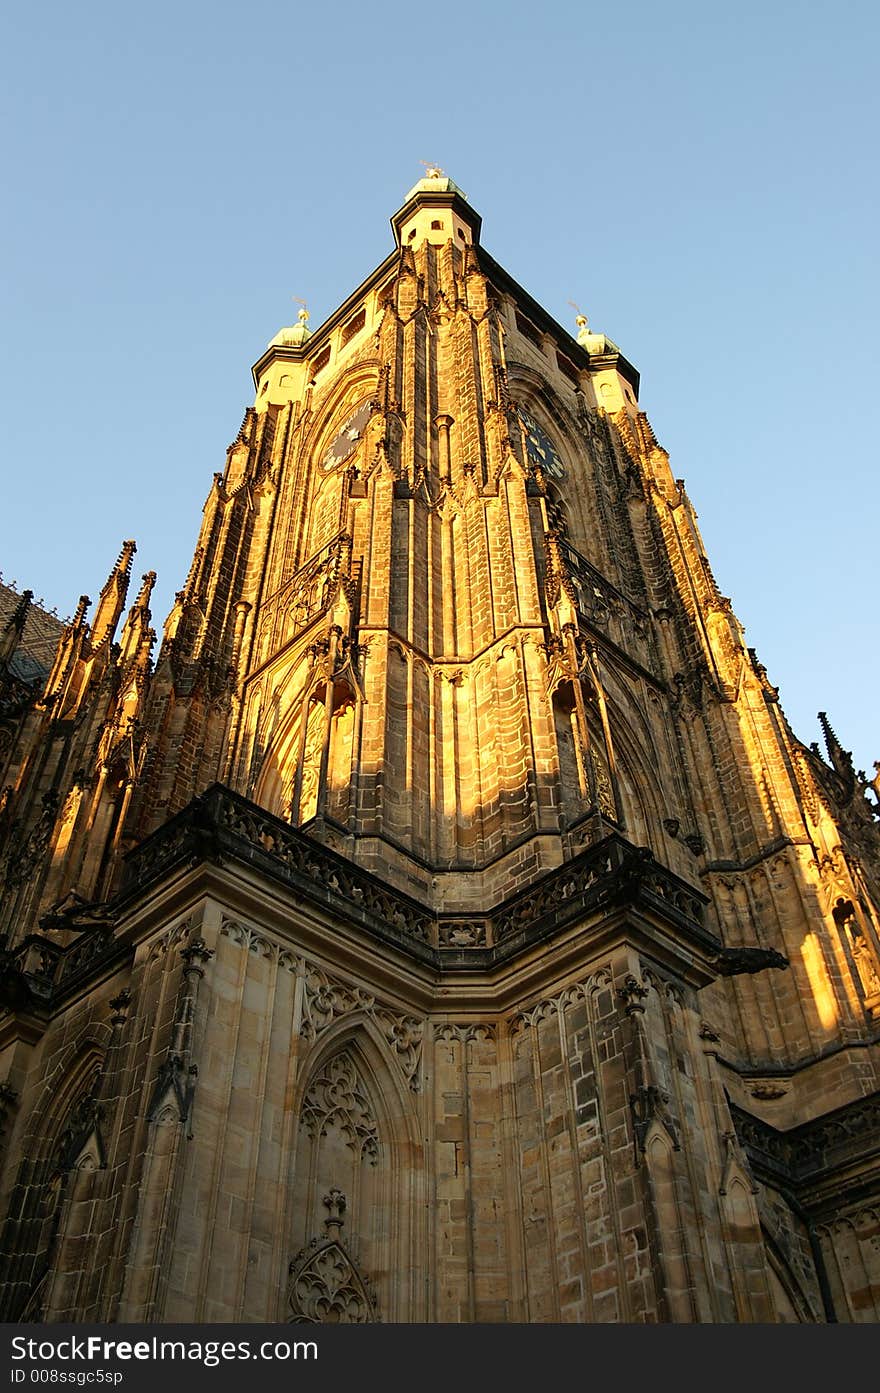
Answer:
292;295;310;324
420;160;444;178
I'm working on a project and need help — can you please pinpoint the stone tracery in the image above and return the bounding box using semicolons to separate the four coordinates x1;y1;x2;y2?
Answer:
300;1053;379;1164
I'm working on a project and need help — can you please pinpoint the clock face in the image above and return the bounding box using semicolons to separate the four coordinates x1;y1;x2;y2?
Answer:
516;406;565;480
321;401;373;471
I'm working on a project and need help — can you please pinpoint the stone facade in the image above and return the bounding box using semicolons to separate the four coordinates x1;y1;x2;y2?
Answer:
1;173;879;1323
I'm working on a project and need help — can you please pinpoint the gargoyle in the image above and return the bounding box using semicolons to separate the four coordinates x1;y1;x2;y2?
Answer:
712;946;789;977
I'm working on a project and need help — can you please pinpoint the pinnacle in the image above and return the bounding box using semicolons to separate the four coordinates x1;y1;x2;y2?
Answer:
9;589;33;628
818;710;854;773
0;589;34;665
134;571;157;606
115;540;137;577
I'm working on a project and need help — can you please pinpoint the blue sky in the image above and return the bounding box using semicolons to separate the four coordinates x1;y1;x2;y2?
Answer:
1;1;877;775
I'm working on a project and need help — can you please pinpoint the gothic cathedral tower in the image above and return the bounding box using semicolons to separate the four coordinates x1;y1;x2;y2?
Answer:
1;173;879;1323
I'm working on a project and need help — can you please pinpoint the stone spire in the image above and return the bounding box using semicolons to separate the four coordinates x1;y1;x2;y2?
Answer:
90;540;137;649
0;590;33;668
818;710;854;781
118;571;157;672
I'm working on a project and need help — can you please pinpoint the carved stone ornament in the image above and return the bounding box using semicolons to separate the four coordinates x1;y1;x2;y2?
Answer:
836;904;880;1003
180;936;214;974
301;966;375;1040
438;920;488;948
590;744;616;820
630;1084;680;1153
301;962;424;1091
300;1053;379;1164
619;974;650;1015
851;928;880;1001
287;1240;376;1324
750;1082;788;1101
56;1074;107;1172
3;789;59;890
109;987;132;1027
373;1008;423;1090
147;1054;199;1130
287;1189;376;1324
323;1186;346;1233
434;1022;496;1044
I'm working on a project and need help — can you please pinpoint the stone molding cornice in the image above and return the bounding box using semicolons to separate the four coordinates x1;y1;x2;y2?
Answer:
0;784;720;1025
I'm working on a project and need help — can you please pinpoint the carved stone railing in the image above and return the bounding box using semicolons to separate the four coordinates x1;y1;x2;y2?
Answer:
555;536;648;623
122;785;712;968
0;924;124;1012
489;837;709;951
0;787;715;1017
123;784;435;960
5;936;62;1004
57;927;120;993
11;935;62;986
732;1095;880;1206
